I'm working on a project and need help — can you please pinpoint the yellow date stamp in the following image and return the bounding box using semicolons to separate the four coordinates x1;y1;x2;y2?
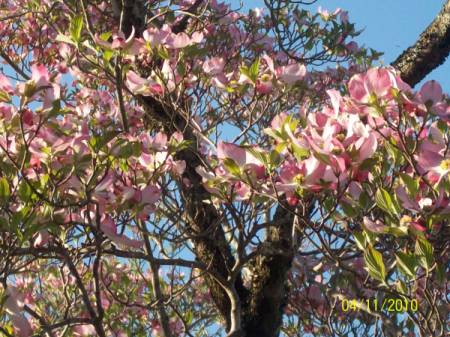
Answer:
341;297;418;313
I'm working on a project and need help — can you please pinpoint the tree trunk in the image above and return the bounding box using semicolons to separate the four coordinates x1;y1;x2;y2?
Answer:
392;0;450;87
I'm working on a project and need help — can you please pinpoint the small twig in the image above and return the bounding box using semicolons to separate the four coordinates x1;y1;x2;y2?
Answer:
0;51;30;80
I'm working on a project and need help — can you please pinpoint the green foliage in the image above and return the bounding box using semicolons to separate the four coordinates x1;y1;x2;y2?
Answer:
364;246;386;283
70;15;84;43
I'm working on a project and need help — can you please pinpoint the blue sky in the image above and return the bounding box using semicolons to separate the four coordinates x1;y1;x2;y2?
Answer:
232;0;450;91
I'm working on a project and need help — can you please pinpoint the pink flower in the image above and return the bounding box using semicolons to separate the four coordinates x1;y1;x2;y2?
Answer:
0;103;13;120
261;54;276;74
363;216;386;233
302;156;329;187
276;161;303;195
287;196;299;206
170;160;186;175
415;125;449;183
138;184;161;205
0;73;14;94
165;31;203;49
151;132;168;150
73;324;96;337
143;24;203;49
365;68;392;97
31;64;50;87
348;181;362;199
101;215;144;249
203;57;225;75
203;57;228;89
4;286;32;337
270;112;289;131
396;186;420;211
256;74;273;94
126;71;164;96
217;142;265;178
348;67;394;103
95;26;143;55
417;80;442;105
348;73;367;102
317;6;332;20
142;25;171;46
160;60;180;92
355;132;377;162
326;89;342;116
33;230;50;248
170;131;184;144
277;63;307;84
234;181;251;199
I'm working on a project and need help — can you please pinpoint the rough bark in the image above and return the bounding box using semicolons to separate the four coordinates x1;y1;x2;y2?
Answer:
241;205;295;337
392;0;450;87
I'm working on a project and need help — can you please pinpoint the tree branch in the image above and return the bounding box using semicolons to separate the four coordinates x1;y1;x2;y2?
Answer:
241;204;298;337
117;2;249;331
392;0;450;87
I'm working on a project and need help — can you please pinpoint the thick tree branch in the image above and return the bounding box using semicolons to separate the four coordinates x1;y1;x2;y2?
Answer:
117;3;249;332
392;0;450;86
241;202;308;337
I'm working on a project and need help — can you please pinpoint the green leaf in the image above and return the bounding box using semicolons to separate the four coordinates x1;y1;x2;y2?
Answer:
249;58;260;82
375;188;400;218
396;280;408;295
0;177;10;204
183;44;207;57
99;31;112;42
18;180;32;202
385;226;408;237
55;33;77;46
223;158;241;176
435;263;445;284
359;157;378;171
81;40;98;54
358;190;371;209
39;173;50;189
185;310;194;325
364;247;386;283
353;231;366;250
341;202;358;217
263;128;284;141
102;49;114;63
69;15;83;43
399;173;419;196
157;46;169;60
117;142;141;159
47;99;61;117
395;252;417;278
2;324;13;335
415;238;434;270
21;214;39;241
292;143;309;161
92;131;120;152
364;230;377;246
313;151;332;166
269;146;284;168
246;147;267;166
177;62;186;77
384;140;403;164
0;217;9;232
240;66;252;83
0;90;11;103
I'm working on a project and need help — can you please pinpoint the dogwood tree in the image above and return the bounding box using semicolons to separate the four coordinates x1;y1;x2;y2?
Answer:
0;0;448;336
